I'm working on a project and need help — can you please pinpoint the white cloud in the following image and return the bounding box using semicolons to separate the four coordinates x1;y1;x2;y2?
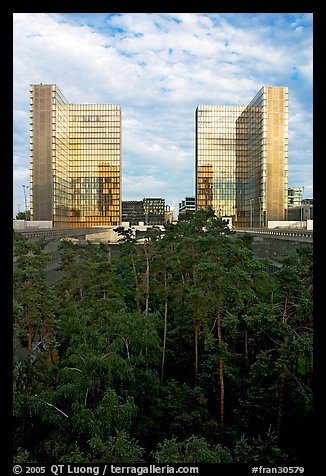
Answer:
13;169;30;183
13;12;313;217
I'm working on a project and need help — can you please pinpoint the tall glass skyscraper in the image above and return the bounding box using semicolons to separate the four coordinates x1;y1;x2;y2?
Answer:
195;86;288;227
30;84;122;228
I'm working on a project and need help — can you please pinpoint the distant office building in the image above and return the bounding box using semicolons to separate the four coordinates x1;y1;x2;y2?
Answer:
165;204;174;223
143;198;165;225
30;84;122;227
179;196;196;216
288;187;304;208
122;200;145;225
122;198;166;225
195;86;288;227
287;204;313;221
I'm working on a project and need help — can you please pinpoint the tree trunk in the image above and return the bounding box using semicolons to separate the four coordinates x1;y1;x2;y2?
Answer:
194;316;200;378
27;310;32;353
161;270;168;384
131;255;141;312
277;371;285;437
191;246;200;379
277;297;288;438
144;244;150;315
306;354;313;386
244;328;249;367
79;281;83;299
217;308;225;440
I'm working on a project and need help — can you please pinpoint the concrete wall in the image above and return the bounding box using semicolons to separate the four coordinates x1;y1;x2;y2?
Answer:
13;220;53;230
306;220;313;231
85;224;165;243
268;220;312;229
86;228;122;243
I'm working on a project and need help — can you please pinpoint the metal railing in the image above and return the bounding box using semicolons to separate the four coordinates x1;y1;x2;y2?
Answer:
15;227;110;241
233;227;313;240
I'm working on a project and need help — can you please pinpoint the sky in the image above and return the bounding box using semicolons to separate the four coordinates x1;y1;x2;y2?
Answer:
13;12;313;218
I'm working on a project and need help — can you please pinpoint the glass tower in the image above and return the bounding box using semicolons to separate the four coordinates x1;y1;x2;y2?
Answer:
30;84;122;228
195;86;288;227
196;105;244;219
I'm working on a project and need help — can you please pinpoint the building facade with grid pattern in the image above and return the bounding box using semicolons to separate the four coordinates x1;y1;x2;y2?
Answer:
30;84;122;228
195;86;288;227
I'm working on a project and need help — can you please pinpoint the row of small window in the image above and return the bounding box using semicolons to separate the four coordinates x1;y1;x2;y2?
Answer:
197;143;244;149
70;164;120;168
69;122;120;126
197;156;243;161
198;118;264;124
197;147;265;153
197;128;263;135
66;156;119;163
197;173;249;178
68;126;121;131
68;217;121;222
30;124;121;132
197;174;236;179
197;118;263;125
71;178;120;185
197;161;237;166
197;130;249;135
197;130;240;134
69;169;120;174
197;181;236;188
70;171;120;176
69;154;120;158
68;130;120;134
69;221;121;227
31;151;121;161
70;201;120;206
197;125;252;131
197;136;247;140
70;183;120;189
69;216;121;220
69;166;120;170
198;119;246;125
70;140;120;144
69;209;121;215
69;145;120;150
69;134;120;140
69;165;120;170
71;193;120;202
69;142;121;147
69;115;120;122
196;110;245;115
70;104;120;110
197;146;249;151
72;176;119;182
71;183;120;189
72;186;120;192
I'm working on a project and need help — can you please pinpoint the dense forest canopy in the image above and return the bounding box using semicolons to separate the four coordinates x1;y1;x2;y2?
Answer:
13;210;313;464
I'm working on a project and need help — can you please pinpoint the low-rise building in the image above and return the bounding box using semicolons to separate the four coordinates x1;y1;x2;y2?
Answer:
178;196;196;217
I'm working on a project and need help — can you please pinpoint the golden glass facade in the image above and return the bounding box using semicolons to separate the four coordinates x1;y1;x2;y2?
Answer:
30;84;122;228
196;86;288;227
196;105;244;218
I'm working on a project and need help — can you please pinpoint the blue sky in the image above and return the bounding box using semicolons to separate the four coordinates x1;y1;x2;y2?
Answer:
13;12;313;218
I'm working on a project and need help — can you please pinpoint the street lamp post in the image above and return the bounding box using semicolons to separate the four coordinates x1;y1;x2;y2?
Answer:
249;199;253;228
22;184;29;228
300;186;305;229
233;205;237;227
259;196;262;228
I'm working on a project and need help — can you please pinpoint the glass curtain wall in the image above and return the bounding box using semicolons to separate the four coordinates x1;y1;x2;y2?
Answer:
69;104;122;227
